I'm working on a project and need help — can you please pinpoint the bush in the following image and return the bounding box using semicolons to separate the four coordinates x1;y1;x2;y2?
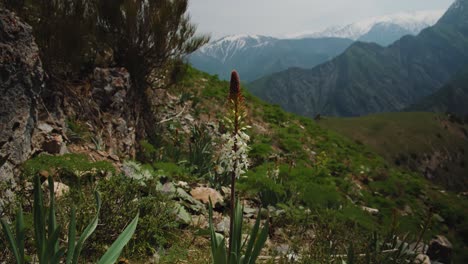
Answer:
60;174;178;259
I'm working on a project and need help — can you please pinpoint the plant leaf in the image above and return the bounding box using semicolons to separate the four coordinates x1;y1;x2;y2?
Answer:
1;218;21;264
47;176;59;254
66;206;77;264
242;209;261;264
72;191;102;264
97;213;139;264
33;174;46;263
15;206;25;264
247;221;268;264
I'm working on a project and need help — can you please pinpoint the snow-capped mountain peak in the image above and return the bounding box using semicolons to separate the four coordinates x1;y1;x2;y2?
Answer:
198;34;277;63
290;10;444;40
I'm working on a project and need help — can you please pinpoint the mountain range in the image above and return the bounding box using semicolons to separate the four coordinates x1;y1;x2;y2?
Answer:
189;10;444;82
248;0;468;118
293;10;443;46
189;35;353;81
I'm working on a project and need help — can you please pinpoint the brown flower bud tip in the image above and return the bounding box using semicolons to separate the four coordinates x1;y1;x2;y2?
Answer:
229;70;241;99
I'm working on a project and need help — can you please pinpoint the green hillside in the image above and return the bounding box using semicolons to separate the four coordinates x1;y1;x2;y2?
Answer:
248;0;468;117
317;112;468;192
176;68;468;262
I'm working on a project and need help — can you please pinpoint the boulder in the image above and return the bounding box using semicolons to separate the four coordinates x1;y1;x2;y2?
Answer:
427;235;452;264
190;187;224;206
0;9;44;209
43;181;70;198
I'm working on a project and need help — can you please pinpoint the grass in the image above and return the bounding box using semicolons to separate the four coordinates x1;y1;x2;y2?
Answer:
318;112;468;191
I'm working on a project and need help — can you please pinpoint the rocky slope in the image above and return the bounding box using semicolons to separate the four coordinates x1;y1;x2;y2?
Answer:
248;0;468;117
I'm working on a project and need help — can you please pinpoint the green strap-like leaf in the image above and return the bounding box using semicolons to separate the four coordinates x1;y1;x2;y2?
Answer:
51;248;66;264
33;175;46;263
72;191;102;264
15;206;25;264
45;227;62;261
230;199;243;264
97;213;139;264
47;177;59;254
242;209;261;264
66;206;77;264
247;221;268;264
1;218;21;264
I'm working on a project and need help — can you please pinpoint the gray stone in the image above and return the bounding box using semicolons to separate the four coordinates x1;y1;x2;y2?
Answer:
0;9;44;207
216;216;231;233
427;235;452;264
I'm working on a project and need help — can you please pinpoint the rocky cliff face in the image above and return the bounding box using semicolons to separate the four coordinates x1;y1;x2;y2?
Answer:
0;10;138;212
0;9;43;196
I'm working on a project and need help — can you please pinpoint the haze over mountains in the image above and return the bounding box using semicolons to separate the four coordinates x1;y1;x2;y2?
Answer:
248;0;468;117
189;10;443;81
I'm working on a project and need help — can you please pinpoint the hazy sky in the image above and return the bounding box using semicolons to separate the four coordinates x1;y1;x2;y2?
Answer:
188;0;454;38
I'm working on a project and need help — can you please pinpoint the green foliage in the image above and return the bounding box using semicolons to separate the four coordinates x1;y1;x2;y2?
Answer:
96;0;209;88
238;164;285;207
4;0;209;82
22;154;115;179
81;174;177;258
208;199;268;264
1;175;138;264
153;162;190;181
138;140;160;163
188;125;214;177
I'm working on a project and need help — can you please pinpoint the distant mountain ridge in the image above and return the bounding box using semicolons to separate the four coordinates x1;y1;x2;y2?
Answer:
407;67;468;116
189;35;353;81
293;10;444;45
248;0;468;118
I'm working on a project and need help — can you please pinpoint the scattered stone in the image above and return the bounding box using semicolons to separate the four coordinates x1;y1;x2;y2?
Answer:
173;203;191;225
415;254;431;264
37;122;54;133
43;181;70;198
275;244;290;255
191;214;208;229
160;182;176;196
360;205;379;215
42;134;64;154
215;216;230;233
190;187;224;206
39;170;50;178
108;154;120;161
427;235;452;264
243;206;257;218
176;181;189;188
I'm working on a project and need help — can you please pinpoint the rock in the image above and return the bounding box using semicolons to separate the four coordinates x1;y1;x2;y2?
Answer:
91;67;136;159
427;235;452;264
275;244;290;255
43;181;70;198
216;216;230;233
42;134;64;154
173;203;191;225
243;206;257;218
0;9;44;207
191;214;208;229
190;187;224;206
37;122;54;133
415;254;431;264
360;205;379;215
175;187;205;213
0;8;44;208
